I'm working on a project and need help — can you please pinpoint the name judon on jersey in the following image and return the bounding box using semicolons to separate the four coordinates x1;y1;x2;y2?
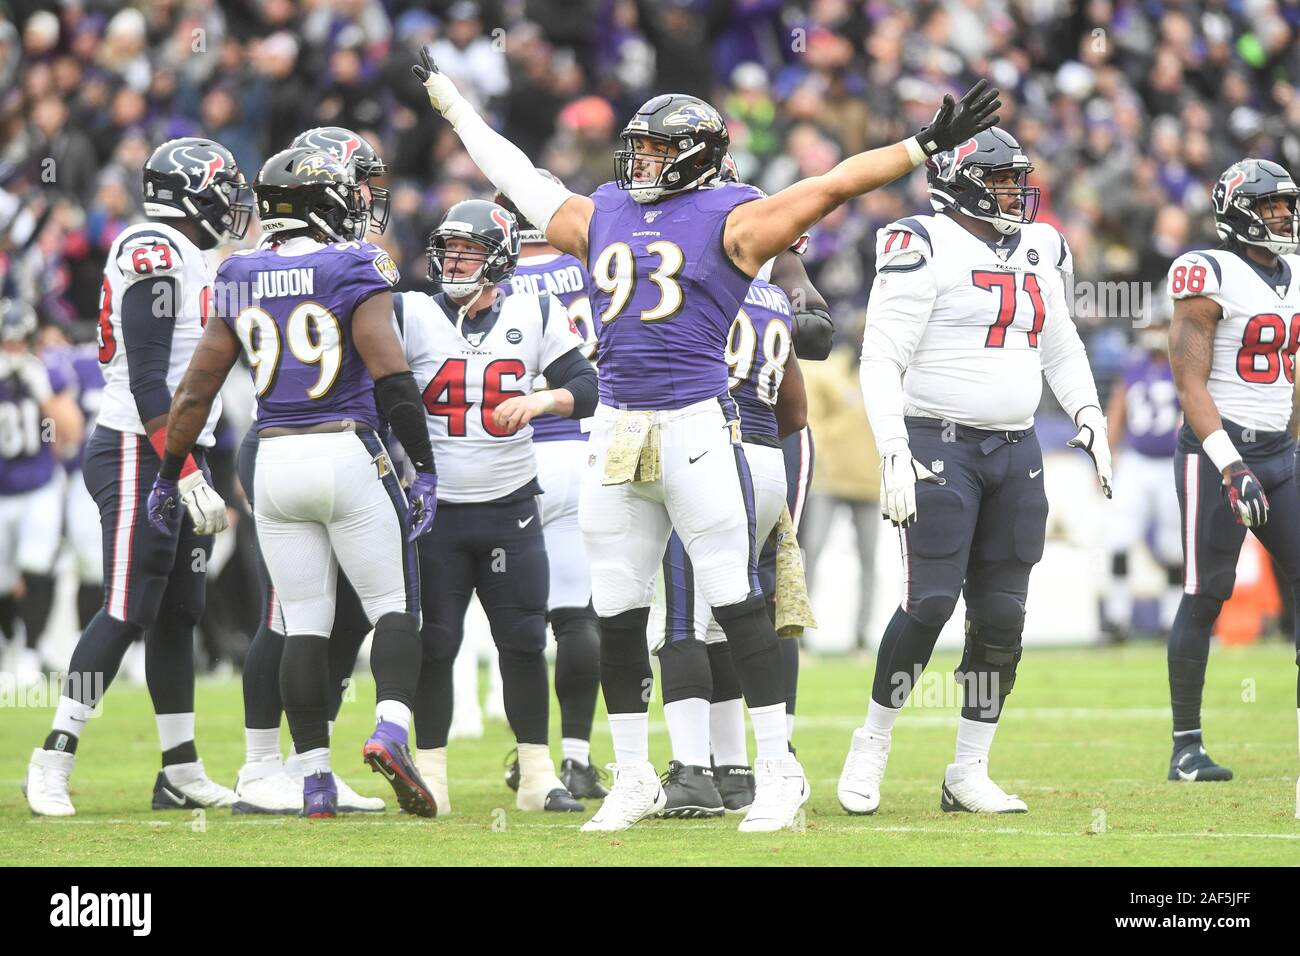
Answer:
95;221;222;444
1167;248;1300;432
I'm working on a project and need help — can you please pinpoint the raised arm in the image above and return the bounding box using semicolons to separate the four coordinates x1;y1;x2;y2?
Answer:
412;50;595;261
724;81;1001;276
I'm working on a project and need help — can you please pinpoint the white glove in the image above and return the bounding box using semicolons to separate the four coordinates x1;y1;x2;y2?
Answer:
411;47;471;127
179;471;229;535
1068;405;1113;499
879;445;945;527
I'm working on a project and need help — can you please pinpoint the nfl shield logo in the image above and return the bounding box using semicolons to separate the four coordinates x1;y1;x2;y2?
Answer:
643;210;662;224
930;459;944;474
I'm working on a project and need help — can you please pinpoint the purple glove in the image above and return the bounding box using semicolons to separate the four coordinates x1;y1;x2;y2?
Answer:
406;471;438;542
147;476;181;535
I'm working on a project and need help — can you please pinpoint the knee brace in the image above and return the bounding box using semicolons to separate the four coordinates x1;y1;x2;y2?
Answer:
658;637;712;704
955;615;1023;714
488;606;548;657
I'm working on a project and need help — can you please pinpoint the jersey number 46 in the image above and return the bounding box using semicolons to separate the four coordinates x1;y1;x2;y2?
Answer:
422;359;527;438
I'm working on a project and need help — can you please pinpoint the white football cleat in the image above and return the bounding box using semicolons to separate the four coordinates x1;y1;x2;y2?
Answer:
837;728;891;815
232;756;300;814
738;755;810;832
152;759;236;809
414;749;450;815
940;759;1027;813
336;773;385;813
580;762;665;832
23;747;76;816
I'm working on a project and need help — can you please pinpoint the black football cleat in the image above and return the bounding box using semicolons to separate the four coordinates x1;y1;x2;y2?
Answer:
714;764;756;814
504;748;520;792
560;757;609;799
1168;743;1233;782
543;788;586;812
658;761;724;819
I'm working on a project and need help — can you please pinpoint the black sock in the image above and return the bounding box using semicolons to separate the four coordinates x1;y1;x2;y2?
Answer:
0;592;18;642
871;607;942;709
242;623;285;730
280;634;331;755
551;604;600;742
707;640;741;703
713;596;784;709
328;576;370;720
659;638;712;705
145;595;197;716
371;612;421;709
598;607;652;714
77;584;102;631
161;741;198;767
1168;594;1221;736
63;610;142;707
499;646;549;745
780;637;798;716
19;572;56;649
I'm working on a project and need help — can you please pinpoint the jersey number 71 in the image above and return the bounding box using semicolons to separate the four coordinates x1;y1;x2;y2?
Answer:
972;270;1047;349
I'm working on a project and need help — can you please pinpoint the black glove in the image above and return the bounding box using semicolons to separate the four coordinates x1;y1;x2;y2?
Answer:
914;79;1002;157
1223;462;1269;528
792;308;833;361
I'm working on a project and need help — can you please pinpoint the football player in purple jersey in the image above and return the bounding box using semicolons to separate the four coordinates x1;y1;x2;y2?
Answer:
146;147;440;818
0;302;83;686
414;48;1000;831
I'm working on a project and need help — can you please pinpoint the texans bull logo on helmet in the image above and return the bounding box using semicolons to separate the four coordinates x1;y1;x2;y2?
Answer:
168;143;228;193
297;128;362;165
932;138;980;182
1213;166;1248;214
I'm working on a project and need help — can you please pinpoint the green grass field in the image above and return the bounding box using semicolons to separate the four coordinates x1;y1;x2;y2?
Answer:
3;642;1298;866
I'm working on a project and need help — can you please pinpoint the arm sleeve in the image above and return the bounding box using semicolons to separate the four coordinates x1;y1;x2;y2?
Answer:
374;371;435;473
449;107;576;236
858;231;937;454
1040;273;1102;421
122;277;180;425
542;347;598;419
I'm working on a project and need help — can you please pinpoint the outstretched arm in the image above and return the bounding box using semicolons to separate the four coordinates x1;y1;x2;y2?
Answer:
724;81;1001;276
413;50;594;260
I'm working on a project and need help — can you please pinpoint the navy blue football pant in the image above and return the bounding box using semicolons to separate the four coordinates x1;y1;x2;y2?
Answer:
1169;422;1300;732
872;418;1047;722
65;427;212;716
414;493;551;750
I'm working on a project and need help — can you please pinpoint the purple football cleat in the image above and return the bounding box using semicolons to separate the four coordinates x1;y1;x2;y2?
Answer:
362;721;437;817
301;770;337;819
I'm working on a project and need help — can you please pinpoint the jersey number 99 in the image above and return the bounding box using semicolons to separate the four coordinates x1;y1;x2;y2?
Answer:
235;303;343;399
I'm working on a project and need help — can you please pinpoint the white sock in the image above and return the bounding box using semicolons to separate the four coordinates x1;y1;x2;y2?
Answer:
748;702;787;762
786;712;795;743
954;717;999;764
375;700;411;731
607;712;648;765
245;727;280;764
517;742;557;785
664;698;711;766
561;737;590;765
865;700;901;738
709;698;748;766
298;747;330;775
156;713;194;753
52;695;94;741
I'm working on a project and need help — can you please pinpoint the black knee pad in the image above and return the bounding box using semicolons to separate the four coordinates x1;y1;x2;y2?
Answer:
910;593;958;629
599;607;651;665
658;638;712;704
966;592;1024;631
955;616;1023;706
1166;564;1184;587
551;605;600;677
713;595;775;661
1177;593;1224;632
1111;552;1128;576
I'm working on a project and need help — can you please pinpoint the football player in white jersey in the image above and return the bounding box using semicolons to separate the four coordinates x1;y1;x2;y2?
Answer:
24;138;249;816
841;127;1112;815
397;200;598;814
1164;158;1300;784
